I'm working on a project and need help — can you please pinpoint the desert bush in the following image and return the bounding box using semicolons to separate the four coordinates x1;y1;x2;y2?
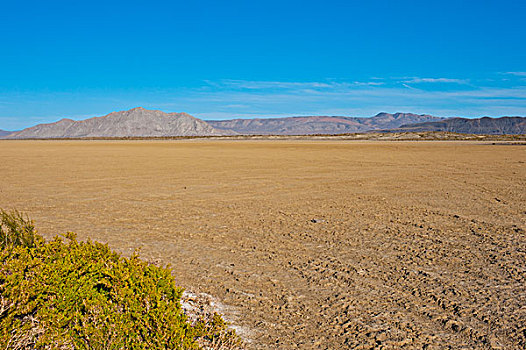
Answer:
0;209;41;250
0;210;242;349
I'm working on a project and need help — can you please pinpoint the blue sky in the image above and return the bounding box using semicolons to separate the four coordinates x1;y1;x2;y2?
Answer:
1;0;525;130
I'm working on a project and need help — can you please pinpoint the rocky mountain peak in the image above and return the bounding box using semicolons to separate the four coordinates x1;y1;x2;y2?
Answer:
4;108;230;138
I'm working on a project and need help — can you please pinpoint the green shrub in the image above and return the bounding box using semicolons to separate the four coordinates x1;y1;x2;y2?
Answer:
0;210;241;349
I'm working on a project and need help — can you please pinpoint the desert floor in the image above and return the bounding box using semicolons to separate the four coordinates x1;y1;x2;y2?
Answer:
0;140;524;349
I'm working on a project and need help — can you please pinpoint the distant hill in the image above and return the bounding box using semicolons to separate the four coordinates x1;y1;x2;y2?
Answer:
4;107;230;138
395;116;526;135
208;113;443;135
0;129;12;137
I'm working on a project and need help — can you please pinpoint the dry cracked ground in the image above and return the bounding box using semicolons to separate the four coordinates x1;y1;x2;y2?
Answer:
0;140;524;349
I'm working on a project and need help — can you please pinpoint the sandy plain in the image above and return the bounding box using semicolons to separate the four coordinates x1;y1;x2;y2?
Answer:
0;140;525;349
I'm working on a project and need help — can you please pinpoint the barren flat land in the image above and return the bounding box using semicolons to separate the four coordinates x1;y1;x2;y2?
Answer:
0;140;525;349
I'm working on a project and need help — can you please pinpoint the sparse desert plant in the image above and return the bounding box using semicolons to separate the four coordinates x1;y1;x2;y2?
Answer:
0;209;42;250
0;210;242;349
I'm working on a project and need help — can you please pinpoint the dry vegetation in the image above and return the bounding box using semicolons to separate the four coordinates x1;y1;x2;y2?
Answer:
0;139;524;349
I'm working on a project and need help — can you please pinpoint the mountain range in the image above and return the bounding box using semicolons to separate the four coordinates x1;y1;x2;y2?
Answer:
207;113;442;135
395;116;526;135
1;108;525;138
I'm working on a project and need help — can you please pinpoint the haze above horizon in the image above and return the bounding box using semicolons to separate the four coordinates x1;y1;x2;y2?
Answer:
1;0;525;130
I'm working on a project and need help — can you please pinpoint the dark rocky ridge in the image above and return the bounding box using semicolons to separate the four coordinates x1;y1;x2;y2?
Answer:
394;116;526;135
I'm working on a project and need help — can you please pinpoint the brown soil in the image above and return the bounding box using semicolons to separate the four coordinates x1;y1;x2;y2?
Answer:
0;140;524;349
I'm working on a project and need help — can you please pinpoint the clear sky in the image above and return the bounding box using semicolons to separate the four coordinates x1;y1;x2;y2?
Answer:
1;0;525;130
